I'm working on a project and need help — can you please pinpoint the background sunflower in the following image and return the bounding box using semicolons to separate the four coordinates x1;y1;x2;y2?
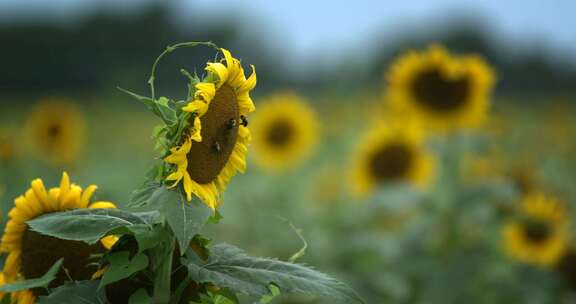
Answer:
502;193;569;267
350;119;434;197
25;98;86;166
386;44;496;131
251;92;319;172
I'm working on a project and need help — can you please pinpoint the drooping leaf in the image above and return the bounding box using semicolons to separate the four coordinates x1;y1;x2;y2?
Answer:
27;208;147;245
37;280;104;304
185;243;364;303
99;251;149;288
0;259;63;292
128;288;152;304
154;186;212;255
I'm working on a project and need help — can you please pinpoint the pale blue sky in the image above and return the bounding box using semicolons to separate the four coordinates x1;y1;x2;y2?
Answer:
1;0;575;65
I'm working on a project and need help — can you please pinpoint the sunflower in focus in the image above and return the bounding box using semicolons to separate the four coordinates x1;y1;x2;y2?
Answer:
165;48;256;209
502;192;569;267
350;120;434;197
251;92;319;172
0;172;118;303
386;44;495;130
25;98;86;165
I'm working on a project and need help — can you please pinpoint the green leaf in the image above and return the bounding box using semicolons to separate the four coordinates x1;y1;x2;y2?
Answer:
155;186;212;255
156;97;178;126
259;285;281;304
129;181;163;209
118;87;155;112
99;251;149;288
0;259;63;292
185;243;364;304
27;208;147;245
128;288;152;304
37;280;104;304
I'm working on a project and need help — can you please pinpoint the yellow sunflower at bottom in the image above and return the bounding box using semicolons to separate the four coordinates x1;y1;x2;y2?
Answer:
165;48;256;210
251;92;319;172
0;172;118;303
25;98;86;165
502;192;569;267
386;44;495;130
350;120;434;197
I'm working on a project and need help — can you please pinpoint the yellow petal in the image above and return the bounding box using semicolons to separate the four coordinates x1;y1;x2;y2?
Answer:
195;82;216;102
89;201;117;209
182;100;209;116
80;185;98;209
59;172;71;200
206;62;229;85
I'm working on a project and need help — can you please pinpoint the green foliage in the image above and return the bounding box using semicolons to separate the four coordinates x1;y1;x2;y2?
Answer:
185;243;364;303
26;208;148;245
99;251;149;288
37;281;104;304
0;259;63;293
155;186;213;255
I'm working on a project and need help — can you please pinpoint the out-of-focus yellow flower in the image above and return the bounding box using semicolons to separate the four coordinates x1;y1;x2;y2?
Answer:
25;98;86;165
386;44;496;131
350;119;435;197
251;92;319;172
502;192;569;267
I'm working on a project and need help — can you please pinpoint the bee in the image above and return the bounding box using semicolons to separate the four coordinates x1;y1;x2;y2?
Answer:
240;115;248;127
213;141;222;153
227;118;237;130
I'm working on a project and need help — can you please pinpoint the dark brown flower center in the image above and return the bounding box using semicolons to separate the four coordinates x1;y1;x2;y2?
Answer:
369;142;413;183
522;219;551;244
266;119;293;148
47;124;61;138
20;228;104;297
187;84;239;184
411;67;470;112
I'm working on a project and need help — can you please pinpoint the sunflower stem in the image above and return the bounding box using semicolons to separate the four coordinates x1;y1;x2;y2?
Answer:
149;41;219;101
152;224;175;303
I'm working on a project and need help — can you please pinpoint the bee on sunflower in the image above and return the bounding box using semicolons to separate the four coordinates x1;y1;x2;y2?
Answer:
25;98;86;166
251;92;319;172
350;119;435;197
502;192;569;267
0;172;118;303
386;44;496;131
160;47;256;210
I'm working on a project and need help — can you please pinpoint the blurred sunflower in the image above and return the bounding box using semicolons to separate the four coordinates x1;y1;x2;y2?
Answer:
502;192;569;267
0;127;16;163
165;48;256;209
0;172;118;303
350;120;434;197
25;98;86;165
386;44;495;130
251;92;319;172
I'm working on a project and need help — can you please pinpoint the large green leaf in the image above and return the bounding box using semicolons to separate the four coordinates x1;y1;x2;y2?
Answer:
154;186;212;255
27;208;148;245
37;280;104;304
99;251;149;288
185;243;364;303
0;259;63;292
129;181;163;209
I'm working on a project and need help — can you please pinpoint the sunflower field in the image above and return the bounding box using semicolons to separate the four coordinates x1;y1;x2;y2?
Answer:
1;3;576;304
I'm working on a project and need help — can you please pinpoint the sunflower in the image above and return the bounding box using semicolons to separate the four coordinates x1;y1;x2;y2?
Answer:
0;172;118;303
251;92;318;172
25;98;86;165
502;192;569;267
350;120;434;197
386;44;495;130
0;127;16;163
165;48;256;209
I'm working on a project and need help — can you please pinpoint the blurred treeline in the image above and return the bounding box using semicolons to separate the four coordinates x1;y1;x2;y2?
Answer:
1;4;575;103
